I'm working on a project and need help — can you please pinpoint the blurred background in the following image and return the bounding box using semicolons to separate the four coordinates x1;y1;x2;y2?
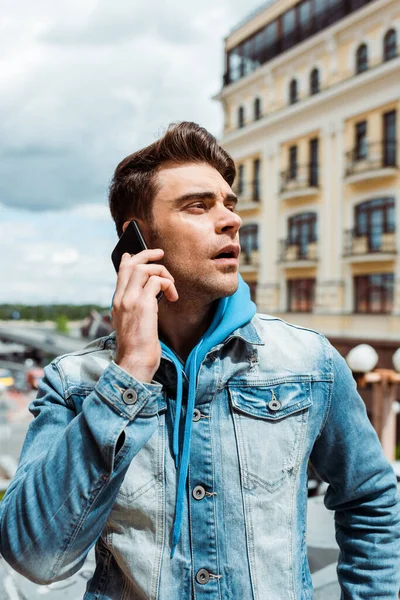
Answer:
0;0;399;598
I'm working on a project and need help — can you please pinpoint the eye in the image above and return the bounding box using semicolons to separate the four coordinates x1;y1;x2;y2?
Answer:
187;202;206;210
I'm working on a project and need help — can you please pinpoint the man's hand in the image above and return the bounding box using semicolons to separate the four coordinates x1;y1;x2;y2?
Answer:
112;249;178;382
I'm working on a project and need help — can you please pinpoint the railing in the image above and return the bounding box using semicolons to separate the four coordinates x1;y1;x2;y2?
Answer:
240;249;259;268
232;180;261;203
343;228;397;256
345;141;398;177
280;164;319;194
224;0;376;86
278;239;318;262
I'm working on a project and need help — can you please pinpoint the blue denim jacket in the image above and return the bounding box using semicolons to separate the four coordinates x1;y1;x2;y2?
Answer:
1;314;400;599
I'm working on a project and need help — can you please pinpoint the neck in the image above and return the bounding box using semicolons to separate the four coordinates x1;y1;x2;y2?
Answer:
158;297;217;362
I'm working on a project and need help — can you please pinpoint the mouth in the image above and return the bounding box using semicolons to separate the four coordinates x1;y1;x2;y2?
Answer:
212;244;240;265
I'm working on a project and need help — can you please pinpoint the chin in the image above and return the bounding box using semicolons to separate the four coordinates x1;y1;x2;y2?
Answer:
213;272;239;299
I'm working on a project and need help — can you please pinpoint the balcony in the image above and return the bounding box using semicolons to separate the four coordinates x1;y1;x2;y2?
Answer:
344;141;398;184
279;165;319;201
240;249;259;272
232;180;261;211
278;239;318;267
343;229;396;261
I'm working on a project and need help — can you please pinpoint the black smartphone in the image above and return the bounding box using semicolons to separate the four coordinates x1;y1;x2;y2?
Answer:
111;220;164;302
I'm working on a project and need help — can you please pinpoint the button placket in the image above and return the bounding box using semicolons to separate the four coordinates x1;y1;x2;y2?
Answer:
187;403;221;596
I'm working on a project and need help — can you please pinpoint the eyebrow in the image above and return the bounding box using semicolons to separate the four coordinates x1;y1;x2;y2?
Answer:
171;191;238;207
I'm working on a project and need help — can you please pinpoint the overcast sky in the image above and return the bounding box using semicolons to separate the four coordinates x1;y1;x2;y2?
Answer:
0;0;264;305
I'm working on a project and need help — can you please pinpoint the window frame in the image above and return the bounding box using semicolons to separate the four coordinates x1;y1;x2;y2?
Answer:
354;273;394;314
238;105;245;129
383;28;397;61
289;78;298;105
287;278;316;313
310;67;320;95
355;43;368;74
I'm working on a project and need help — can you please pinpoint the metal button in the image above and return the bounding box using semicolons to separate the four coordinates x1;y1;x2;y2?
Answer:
196;568;210;584
192;485;206;500
267;398;281;411
193;408;201;422
122;389;138;405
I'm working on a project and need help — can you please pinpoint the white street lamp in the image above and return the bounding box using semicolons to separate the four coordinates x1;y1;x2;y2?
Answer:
346;343;379;374
392;348;400;373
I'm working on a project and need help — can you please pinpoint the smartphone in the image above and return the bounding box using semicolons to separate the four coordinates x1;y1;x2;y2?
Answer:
111;220;164;302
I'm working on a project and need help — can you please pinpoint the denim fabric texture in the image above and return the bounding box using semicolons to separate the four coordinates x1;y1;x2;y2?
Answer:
1;314;400;600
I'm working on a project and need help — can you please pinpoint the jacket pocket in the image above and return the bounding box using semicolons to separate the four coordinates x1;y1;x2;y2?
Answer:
228;378;312;493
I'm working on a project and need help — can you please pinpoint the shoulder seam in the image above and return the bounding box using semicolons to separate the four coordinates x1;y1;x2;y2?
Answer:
256;314;326;338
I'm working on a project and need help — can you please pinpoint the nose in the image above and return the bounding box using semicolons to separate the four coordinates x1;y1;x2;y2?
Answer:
215;203;242;235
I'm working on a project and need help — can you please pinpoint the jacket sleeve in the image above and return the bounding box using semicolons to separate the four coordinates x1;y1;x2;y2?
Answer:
0;359;165;585
310;341;400;600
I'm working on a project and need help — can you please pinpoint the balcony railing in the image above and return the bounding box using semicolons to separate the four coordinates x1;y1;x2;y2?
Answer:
280;164;319;195
232;180;261;204
240;249;259;268
345;141;398;178
343;229;396;256
278;239;318;263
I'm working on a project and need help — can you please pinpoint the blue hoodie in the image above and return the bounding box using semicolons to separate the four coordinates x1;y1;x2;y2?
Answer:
160;274;256;557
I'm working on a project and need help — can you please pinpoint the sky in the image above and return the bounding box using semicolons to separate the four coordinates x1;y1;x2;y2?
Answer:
0;0;265;305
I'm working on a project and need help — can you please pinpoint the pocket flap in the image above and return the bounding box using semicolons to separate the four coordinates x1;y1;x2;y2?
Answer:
228;381;312;421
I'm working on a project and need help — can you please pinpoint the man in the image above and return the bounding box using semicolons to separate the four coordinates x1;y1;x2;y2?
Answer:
1;121;399;599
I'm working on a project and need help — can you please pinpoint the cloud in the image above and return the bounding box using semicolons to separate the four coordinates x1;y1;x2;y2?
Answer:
0;0;263;303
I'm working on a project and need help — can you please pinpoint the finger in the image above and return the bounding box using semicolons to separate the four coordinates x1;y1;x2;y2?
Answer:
114;250;164;304
118;265;175;308
143;275;179;303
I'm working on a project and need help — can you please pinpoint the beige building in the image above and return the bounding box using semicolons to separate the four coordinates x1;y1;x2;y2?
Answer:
215;0;400;350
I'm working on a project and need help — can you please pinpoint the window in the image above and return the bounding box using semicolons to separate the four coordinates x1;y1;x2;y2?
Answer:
253;159;261;201
282;8;296;51
383;110;397;167
289;79;298;104
355;121;368;160
247;282;257;303
310;68;320;95
238;106;245;129
308;138;319;187
355;198;395;252
237;164;245;195
224;0;373;86
287;279;315;312
356;43;368;74
288;212;317;258
240;224;259;263
289;146;298;180
254;97;262;121
299;0;312;40
383;29;397;61
309;138;319;186
354;274;394;314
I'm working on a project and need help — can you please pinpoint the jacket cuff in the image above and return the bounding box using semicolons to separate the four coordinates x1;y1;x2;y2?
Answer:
94;360;166;420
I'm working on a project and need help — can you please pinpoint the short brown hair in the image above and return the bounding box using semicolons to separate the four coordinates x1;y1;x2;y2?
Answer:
108;121;236;237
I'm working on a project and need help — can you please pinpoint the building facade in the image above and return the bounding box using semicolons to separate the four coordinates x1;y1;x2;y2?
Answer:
216;0;400;352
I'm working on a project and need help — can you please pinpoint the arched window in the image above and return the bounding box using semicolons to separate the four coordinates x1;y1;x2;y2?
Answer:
384;29;397;61
356;43;368;74
310;68;320;95
254;97;262;120
238;105;245;128
289;78;298;105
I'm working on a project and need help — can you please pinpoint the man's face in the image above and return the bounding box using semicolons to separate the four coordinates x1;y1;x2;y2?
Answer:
140;161;242;303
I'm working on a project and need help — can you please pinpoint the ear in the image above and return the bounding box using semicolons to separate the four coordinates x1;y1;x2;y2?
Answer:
122;219;133;233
